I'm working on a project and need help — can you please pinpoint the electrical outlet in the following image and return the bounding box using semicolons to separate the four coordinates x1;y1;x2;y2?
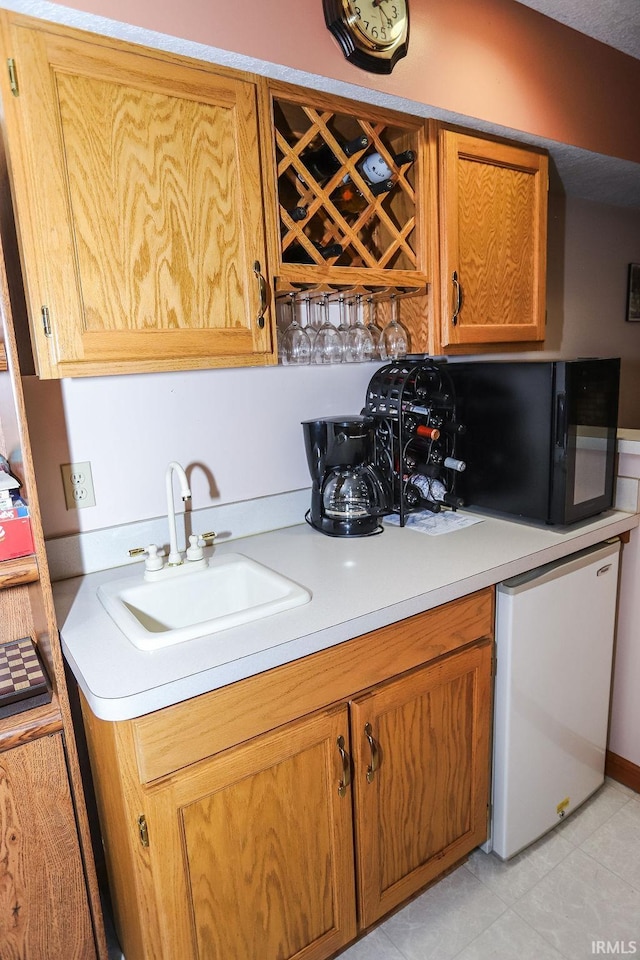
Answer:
61;461;96;510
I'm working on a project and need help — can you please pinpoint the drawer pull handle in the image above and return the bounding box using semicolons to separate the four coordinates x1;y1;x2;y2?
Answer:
365;722;379;783
253;260;267;329
337;735;351;797
451;270;461;326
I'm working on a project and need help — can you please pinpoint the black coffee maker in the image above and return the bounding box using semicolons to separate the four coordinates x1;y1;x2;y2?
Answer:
302;415;390;537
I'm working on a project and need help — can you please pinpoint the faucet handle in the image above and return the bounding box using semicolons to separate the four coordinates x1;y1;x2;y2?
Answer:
129;544;165;572
186;535;204;562
200;531;217;544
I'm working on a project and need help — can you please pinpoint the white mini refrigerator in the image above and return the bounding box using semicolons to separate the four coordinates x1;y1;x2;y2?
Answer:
490;539;620;860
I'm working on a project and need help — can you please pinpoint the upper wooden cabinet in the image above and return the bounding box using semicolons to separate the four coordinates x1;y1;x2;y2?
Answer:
435;125;548;349
260;80;430;295
0;13;275;377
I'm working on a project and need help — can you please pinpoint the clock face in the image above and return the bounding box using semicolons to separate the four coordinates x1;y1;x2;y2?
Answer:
324;0;410;74
344;0;408;49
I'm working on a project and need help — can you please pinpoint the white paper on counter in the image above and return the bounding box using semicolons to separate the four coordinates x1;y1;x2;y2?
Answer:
384;510;484;536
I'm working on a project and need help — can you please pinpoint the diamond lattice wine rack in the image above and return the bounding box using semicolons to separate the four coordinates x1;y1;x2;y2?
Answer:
265;82;430;295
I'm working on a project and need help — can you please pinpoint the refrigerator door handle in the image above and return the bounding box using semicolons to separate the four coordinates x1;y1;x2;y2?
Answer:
597;564;613;576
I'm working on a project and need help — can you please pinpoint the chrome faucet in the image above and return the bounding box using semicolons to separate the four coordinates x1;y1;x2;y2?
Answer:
166;461;191;565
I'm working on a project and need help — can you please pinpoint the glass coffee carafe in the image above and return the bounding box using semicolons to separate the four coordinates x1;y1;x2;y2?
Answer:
301;415;390;536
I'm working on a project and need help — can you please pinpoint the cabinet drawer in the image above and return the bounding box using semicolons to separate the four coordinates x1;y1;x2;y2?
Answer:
131;587;494;783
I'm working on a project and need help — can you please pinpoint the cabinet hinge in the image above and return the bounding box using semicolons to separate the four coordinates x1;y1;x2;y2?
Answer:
41;305;52;338
7;58;19;96
137;814;149;847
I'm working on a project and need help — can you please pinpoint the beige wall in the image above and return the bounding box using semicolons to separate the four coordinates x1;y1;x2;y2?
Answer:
40;0;639;164
545;196;640;426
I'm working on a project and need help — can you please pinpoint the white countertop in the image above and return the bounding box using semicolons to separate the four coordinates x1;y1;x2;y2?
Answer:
56;507;638;722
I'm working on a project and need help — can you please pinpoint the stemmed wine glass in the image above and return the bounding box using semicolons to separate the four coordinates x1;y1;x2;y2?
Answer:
382;294;409;360
364;296;387;360
344;295;376;362
336;295;351;361
299;295;316;347
276;295;294;364
311;294;343;364
281;292;311;364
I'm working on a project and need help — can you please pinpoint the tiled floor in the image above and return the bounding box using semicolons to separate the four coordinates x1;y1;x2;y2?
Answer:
340;777;640;960
106;777;639;960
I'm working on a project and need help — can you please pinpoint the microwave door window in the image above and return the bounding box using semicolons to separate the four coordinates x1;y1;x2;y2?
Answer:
562;359;619;522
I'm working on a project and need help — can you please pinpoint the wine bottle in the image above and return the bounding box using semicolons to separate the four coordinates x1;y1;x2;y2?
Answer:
353;148;416;186
410;452;466;473
410;475;464;510
438;418;467;436
282;240;343;264
402;416;440;441
403;395;453;414
404;475;442;512
415;424;441;441
297;134;369;185
286;205;308;222
332;148;414;214
332;177;394;214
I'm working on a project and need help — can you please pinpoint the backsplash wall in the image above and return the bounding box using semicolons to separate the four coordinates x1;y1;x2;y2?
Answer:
22;361;378;538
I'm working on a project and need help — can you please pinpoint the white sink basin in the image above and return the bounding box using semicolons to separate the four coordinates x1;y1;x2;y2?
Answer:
97;553;311;651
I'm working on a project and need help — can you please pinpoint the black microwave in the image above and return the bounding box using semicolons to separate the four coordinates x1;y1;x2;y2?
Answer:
446;358;620;525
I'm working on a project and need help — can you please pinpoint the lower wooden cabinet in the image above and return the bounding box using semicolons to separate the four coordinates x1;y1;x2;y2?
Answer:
145;705;356;960
352;642;491;928
0;733;95;959
81;589;494;960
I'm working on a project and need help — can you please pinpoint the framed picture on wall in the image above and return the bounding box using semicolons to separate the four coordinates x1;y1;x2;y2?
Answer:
627;263;640;321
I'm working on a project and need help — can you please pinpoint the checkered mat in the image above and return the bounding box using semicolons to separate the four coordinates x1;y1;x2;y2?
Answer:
0;636;52;717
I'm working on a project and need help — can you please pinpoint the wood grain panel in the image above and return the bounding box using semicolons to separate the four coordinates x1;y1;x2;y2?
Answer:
80;700;162;960
0;14;274;377
0;699;62;752
0;57;105;954
438;127;547;348
351;640;492;927
457;159;536;326
0;558;38;591
57;72;244;338
0;585;35;645
145;705;356;960
0;734;95;959
131;588;494;783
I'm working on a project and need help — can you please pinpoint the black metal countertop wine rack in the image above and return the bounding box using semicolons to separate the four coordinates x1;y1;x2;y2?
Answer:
363;357;466;526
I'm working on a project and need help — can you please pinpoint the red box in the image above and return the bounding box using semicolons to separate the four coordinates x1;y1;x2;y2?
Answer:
0;501;35;561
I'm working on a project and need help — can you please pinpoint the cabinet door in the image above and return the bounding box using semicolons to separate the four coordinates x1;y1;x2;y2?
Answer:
351;639;492;927
438;128;547;347
143;704;356;960
0;15;274;377
0;734;95;959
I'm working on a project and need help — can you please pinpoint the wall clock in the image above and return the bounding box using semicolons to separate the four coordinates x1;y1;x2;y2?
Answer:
323;0;410;75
